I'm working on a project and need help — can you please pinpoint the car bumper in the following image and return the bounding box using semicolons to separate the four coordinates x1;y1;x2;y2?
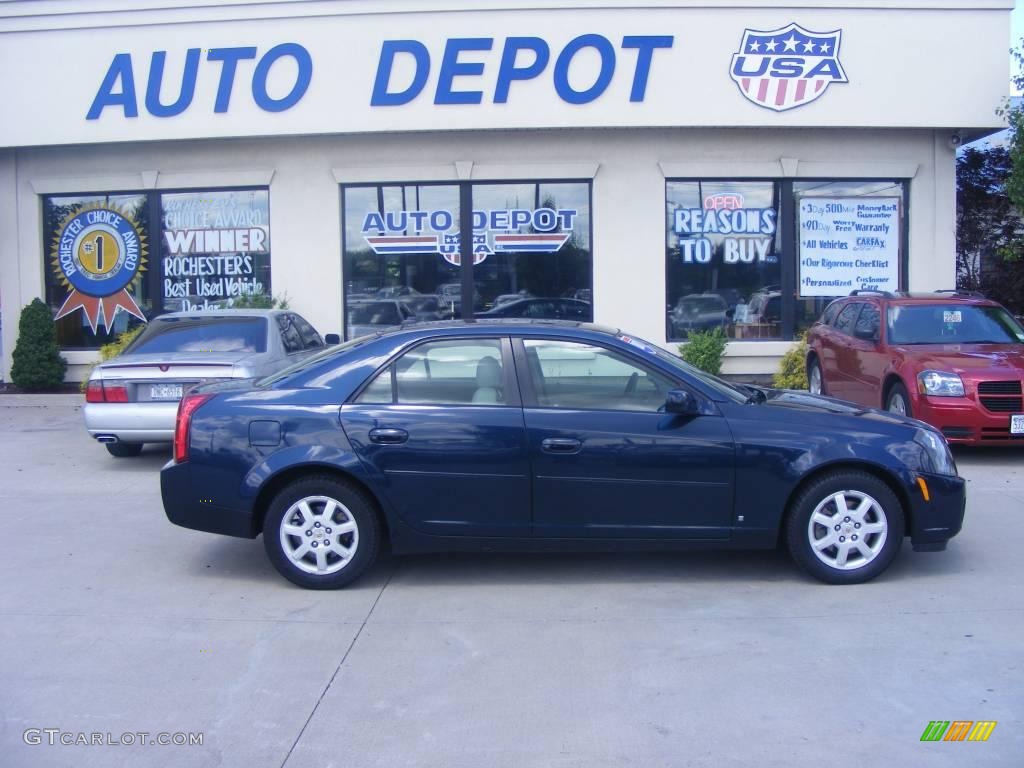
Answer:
912;396;1024;446
84;401;178;443
161;460;257;538
905;471;966;551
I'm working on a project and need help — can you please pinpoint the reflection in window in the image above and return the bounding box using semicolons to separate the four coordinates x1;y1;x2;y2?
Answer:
665;181;782;340
524;339;673;412
393;339;505;405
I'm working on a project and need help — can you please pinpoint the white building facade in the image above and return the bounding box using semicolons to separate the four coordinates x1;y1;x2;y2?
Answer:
0;0;1011;380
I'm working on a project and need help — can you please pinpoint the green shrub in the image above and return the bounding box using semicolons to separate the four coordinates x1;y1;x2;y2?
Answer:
10;298;67;390
679;327;728;375
773;333;809;390
231;292;290;309
80;324;145;391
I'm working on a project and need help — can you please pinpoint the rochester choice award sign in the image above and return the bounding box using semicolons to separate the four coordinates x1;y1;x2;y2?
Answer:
798;197;900;297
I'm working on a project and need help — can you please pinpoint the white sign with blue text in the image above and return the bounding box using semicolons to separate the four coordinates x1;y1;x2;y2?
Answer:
798;197;900;298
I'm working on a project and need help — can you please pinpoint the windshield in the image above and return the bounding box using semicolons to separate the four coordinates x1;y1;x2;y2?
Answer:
348;302;401;325
887;304;1024;345
127;317;267;354
258;335;373;387
617;334;749;403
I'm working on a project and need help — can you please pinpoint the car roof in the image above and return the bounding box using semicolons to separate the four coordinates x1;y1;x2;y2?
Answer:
382;319;620;339
835;291;999;306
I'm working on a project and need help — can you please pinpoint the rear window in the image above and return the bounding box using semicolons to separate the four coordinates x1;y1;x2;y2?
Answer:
887;304;1024;345
127;317;268;354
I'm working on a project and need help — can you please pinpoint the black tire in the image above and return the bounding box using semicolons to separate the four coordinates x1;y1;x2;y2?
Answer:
263;475;381;589
105;442;143;457
807;356;827;396
786;470;904;585
886;382;912;417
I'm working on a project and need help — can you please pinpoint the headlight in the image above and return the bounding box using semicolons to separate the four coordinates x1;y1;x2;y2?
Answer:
917;370;964;397
914;428;957;477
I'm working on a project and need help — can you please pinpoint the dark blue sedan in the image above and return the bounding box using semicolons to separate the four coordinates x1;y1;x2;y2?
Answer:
161;321;965;588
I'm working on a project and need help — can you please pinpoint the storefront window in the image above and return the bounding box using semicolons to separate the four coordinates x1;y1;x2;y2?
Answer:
43;186;271;350
666;181;782;340
342;181;593;339
794;180;906;334
160;189;272;312
43;193;152;349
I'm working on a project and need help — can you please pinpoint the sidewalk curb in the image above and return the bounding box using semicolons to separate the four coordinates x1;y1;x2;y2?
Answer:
0;394;82;407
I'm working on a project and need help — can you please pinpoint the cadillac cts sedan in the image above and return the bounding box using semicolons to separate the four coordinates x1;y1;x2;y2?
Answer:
85;310;333;457
161;321;965;588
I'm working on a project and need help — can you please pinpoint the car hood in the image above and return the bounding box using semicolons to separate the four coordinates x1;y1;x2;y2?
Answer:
892;344;1024;377
760;389;915;428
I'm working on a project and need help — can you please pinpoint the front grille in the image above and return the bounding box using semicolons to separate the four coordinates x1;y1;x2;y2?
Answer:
980;397;1023;413
978;381;1022;395
941;427;972;439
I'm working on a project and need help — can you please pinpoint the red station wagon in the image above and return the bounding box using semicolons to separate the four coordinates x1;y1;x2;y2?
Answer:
806;291;1024;445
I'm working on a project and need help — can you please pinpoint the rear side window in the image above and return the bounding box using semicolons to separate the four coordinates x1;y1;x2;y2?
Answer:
129;317;268;354
833;303;862;335
277;315;303;353
821;302;842;326
292;314;324;350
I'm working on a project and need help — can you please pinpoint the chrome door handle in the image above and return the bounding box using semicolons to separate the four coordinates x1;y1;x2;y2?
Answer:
368;428;409;444
541;437;582;454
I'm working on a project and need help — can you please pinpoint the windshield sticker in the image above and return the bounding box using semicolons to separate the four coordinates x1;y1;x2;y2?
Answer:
943;311;962;324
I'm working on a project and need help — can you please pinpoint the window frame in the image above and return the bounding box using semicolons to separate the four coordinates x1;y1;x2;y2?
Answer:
664;176;910;343
41;184;271;350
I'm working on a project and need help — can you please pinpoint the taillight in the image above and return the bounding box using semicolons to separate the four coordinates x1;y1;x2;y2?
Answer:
85;380;129;403
174;393;213;463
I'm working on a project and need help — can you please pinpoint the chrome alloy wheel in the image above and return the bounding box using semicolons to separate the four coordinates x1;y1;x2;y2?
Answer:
806;490;888;571
887;391;908;415
279;495;359;575
809;364;823;395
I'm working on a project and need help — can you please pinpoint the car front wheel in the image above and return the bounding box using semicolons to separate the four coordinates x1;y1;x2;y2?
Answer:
807;357;826;396
886;382;912;417
263;476;380;589
786;471;904;584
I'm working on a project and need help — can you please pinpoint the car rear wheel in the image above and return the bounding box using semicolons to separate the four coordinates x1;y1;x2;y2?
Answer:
786;471;904;584
263;476;380;589
807;357;826;396
886;382;912;417
105;442;143;457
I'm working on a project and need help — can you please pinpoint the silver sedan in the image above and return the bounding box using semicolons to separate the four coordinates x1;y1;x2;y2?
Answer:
84;309;335;457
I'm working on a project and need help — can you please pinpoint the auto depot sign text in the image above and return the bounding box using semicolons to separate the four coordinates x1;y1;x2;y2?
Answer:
0;5;1005;146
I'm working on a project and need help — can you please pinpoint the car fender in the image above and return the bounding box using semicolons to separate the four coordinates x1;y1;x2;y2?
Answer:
240;445;375;504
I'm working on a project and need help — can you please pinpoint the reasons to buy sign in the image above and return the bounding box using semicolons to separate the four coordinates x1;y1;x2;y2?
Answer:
798;197;900;297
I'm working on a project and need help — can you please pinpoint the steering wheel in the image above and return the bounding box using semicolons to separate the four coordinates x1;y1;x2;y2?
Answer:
623;372;639;396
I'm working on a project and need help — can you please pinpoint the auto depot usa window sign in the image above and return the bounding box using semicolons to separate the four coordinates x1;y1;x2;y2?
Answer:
798;198;901;297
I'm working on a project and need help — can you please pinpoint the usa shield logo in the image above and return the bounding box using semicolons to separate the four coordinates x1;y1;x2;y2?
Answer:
730;23;848;112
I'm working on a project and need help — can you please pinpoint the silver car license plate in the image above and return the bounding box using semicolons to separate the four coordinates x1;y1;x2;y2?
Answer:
1012;414;1024;435
150;384;183;401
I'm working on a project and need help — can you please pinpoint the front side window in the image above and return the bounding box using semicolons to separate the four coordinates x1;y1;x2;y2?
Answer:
359;338;507;406
666;181;782;340
854;305;881;339
523;339;674;412
833;303;861;335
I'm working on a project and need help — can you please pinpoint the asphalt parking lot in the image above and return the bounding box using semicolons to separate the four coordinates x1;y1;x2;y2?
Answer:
1;399;1021;768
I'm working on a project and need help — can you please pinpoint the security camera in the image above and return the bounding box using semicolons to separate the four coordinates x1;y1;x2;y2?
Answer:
949;130;964;149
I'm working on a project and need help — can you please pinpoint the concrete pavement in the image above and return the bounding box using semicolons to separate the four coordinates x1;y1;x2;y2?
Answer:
0;402;1021;767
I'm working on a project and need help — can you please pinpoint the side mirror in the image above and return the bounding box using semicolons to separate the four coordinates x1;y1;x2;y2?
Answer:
665;388;699;415
324;333;341;345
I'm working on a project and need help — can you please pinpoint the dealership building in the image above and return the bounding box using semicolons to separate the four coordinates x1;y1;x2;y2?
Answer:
0;0;1011;381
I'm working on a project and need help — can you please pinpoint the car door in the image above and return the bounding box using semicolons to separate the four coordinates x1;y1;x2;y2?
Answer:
339;336;531;538
824;302;862;400
846;302;887;405
514;336;735;539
